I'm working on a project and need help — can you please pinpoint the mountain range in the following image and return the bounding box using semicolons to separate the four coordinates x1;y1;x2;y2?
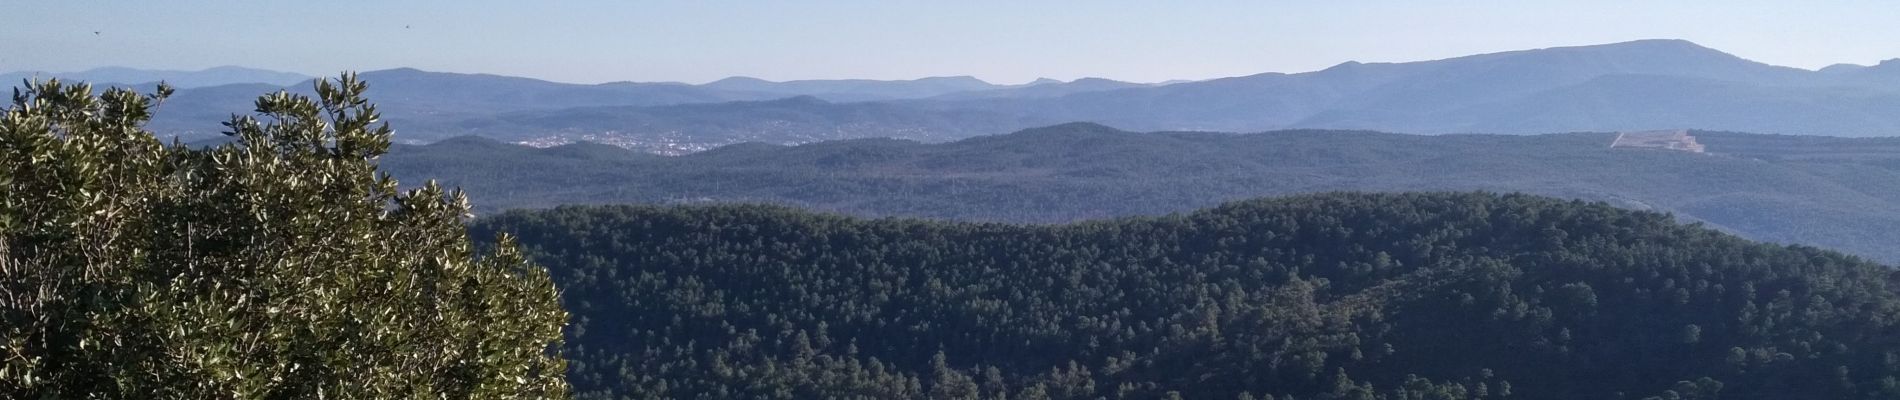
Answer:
22;39;1900;148
380;123;1900;264
921;39;1900;135
0;66;312;88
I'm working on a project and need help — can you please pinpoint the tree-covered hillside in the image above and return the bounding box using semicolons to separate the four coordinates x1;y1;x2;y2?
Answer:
474;192;1900;399
385;123;1900;263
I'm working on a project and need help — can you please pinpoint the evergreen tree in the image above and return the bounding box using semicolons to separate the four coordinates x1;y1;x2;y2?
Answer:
0;75;568;398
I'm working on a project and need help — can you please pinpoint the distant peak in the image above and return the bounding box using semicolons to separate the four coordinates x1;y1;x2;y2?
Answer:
1818;63;1868;74
709;76;772;84
1615;38;1701;46
917;75;991;85
1506;39;1722;57
1319;61;1365;73
1025;78;1063;86
1858;59;1900;74
1583;39;1727;55
1584;38;1710;50
368;67;428;75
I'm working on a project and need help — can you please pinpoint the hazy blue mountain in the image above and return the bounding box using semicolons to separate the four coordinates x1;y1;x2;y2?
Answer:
701;75;1004;101
1281;39;1821;128
143;68;794;141
379;123;1900;263
927;77;1152;100
1432;74;1900;136
1827;59;1900;91
938;39;1859;134
143;83;286;138
1818;63;1872;74
347;68;778;112
100;39;1900;144
139;68;1082;142
430;95;1054;153
0;66;311;88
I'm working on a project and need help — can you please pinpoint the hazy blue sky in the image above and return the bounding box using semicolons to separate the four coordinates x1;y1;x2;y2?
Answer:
5;1;1898;84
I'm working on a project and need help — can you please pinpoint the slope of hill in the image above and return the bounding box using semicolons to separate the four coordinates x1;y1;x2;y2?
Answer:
381;123;1900;263
473;192;1900;399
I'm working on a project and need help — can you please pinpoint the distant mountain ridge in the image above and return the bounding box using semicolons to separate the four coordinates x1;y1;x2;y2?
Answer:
436;95;1054;154
37;39;1900;144
933;39;1899;135
380;122;1900;264
0;66;312;88
702;75;1002;101
129;69;1130;143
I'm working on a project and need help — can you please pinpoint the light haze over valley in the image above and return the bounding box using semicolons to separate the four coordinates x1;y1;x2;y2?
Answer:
10;2;1900;399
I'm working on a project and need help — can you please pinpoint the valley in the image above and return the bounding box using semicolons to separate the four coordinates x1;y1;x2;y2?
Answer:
382;123;1900;264
14;6;1900;396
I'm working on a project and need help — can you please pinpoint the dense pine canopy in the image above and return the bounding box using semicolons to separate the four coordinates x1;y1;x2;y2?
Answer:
477;192;1900;400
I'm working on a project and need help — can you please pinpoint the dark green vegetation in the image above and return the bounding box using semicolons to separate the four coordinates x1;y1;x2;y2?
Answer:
0;76;567;398
382;122;1900;263
475;192;1900;399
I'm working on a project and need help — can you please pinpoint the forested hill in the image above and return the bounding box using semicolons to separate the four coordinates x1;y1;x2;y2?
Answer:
385;123;1900;263
472;192;1900;399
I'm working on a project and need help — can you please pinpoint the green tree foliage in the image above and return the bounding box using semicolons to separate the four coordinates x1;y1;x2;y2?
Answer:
0;75;568;398
474;192;1900;399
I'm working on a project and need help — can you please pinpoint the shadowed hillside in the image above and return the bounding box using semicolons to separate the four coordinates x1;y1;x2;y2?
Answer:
386;123;1900;263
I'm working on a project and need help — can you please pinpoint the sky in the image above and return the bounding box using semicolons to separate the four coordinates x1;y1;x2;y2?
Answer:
5;1;1900;85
